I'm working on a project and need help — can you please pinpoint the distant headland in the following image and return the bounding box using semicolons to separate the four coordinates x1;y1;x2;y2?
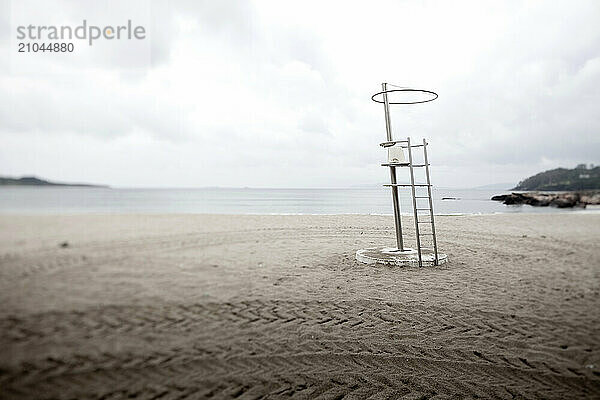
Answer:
512;164;599;191
492;164;600;208
0;176;108;188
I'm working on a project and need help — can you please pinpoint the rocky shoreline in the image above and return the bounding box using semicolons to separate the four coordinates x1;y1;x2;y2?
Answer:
491;191;600;208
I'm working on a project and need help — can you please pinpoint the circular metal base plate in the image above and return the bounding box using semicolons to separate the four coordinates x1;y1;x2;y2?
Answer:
356;247;448;267
381;247;417;255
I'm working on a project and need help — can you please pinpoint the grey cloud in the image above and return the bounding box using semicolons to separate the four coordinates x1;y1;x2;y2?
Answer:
0;0;599;188
0;74;197;142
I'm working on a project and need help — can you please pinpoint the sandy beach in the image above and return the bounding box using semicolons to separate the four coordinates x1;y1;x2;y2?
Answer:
0;213;599;399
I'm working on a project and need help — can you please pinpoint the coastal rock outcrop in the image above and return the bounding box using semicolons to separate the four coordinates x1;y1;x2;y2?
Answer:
491;191;600;208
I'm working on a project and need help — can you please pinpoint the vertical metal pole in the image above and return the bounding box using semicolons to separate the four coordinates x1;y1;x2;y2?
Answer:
407;137;422;266
423;138;439;265
382;82;404;251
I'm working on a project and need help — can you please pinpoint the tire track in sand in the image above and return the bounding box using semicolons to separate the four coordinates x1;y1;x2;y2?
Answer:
1;300;598;399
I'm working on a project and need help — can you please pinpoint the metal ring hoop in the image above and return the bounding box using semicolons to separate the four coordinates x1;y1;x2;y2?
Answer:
371;89;438;105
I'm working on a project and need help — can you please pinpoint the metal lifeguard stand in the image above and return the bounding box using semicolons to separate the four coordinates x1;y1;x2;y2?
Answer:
356;83;448;267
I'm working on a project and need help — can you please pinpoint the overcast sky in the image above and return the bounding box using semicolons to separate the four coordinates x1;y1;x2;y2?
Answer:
1;0;599;188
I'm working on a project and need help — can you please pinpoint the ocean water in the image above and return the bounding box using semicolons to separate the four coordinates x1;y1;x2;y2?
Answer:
0;186;592;215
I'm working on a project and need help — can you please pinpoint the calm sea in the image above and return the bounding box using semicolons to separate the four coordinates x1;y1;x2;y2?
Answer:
0;186;593;215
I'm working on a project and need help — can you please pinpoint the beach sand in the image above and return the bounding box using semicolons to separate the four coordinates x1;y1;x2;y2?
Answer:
0;213;599;399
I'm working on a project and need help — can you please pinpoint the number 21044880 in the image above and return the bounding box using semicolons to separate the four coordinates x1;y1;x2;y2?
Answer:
18;42;74;52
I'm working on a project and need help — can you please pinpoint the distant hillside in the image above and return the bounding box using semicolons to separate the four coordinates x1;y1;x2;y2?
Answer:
513;165;599;191
0;176;107;187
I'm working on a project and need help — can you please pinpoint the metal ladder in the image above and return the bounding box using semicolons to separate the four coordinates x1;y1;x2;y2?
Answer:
381;137;440;267
407;138;439;267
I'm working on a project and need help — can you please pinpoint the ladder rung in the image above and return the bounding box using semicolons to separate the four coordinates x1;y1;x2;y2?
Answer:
381;163;410;167
414;196;430;199
419;233;434;235
380;163;430;167
380;140;409;147
417;220;432;223
416;208;431;211
383;184;431;187
380;142;426;148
